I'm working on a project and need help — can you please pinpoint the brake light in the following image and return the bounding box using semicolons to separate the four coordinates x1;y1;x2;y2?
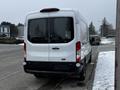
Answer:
40;8;60;13
76;41;81;62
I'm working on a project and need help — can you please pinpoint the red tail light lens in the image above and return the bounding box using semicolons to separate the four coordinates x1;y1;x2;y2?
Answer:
76;41;81;62
76;41;81;51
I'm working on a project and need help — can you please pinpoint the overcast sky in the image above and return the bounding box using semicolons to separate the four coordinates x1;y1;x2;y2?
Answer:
0;0;116;30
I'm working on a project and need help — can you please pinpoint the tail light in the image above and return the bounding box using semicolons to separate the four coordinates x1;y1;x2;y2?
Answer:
76;41;81;62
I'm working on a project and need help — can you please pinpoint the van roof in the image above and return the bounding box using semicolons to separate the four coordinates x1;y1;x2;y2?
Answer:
26;8;87;25
27;8;78;15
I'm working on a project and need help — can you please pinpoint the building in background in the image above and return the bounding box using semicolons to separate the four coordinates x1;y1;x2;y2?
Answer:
17;24;24;40
107;29;116;37
100;24;115;37
0;25;10;37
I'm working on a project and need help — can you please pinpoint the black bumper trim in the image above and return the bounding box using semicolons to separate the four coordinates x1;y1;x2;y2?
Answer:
23;61;83;75
25;69;76;75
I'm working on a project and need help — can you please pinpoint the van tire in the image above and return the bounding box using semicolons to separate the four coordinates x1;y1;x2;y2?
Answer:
34;74;42;78
88;54;92;64
79;60;86;81
79;68;86;81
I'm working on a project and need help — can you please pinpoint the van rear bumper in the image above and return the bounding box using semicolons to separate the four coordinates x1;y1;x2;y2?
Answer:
23;61;84;75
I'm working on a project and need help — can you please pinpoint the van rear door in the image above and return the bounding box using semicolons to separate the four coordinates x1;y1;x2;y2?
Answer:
48;17;76;62
27;18;49;61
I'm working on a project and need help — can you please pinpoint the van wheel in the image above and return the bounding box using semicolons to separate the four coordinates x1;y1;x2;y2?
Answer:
34;74;41;78
79;68;86;81
88;54;92;64
79;61;86;81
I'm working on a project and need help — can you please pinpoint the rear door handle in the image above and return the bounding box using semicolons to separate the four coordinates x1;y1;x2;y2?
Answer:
52;47;59;50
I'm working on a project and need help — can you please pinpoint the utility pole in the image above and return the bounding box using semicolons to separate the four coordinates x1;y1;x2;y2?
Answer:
116;0;120;89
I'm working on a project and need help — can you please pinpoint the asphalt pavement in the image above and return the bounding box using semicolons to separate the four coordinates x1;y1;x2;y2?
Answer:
0;44;101;90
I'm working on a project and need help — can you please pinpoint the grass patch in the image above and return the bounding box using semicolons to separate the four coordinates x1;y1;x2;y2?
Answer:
0;37;23;44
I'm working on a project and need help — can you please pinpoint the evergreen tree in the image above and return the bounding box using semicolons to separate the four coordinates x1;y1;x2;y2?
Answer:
100;17;113;37
89;22;96;35
10;24;18;37
18;23;24;26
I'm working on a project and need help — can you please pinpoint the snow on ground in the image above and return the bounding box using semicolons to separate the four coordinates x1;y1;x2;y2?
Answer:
92;51;115;90
100;38;115;45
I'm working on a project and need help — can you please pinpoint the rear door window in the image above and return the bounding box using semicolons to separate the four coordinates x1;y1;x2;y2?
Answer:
49;17;74;43
28;18;48;43
28;17;74;43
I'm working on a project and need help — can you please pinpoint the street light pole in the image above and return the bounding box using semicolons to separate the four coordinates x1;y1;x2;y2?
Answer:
116;0;120;89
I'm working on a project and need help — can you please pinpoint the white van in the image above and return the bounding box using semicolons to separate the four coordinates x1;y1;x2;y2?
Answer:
23;8;92;80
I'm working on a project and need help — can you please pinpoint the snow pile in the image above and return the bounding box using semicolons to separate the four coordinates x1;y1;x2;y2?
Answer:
100;38;115;45
93;51;115;90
